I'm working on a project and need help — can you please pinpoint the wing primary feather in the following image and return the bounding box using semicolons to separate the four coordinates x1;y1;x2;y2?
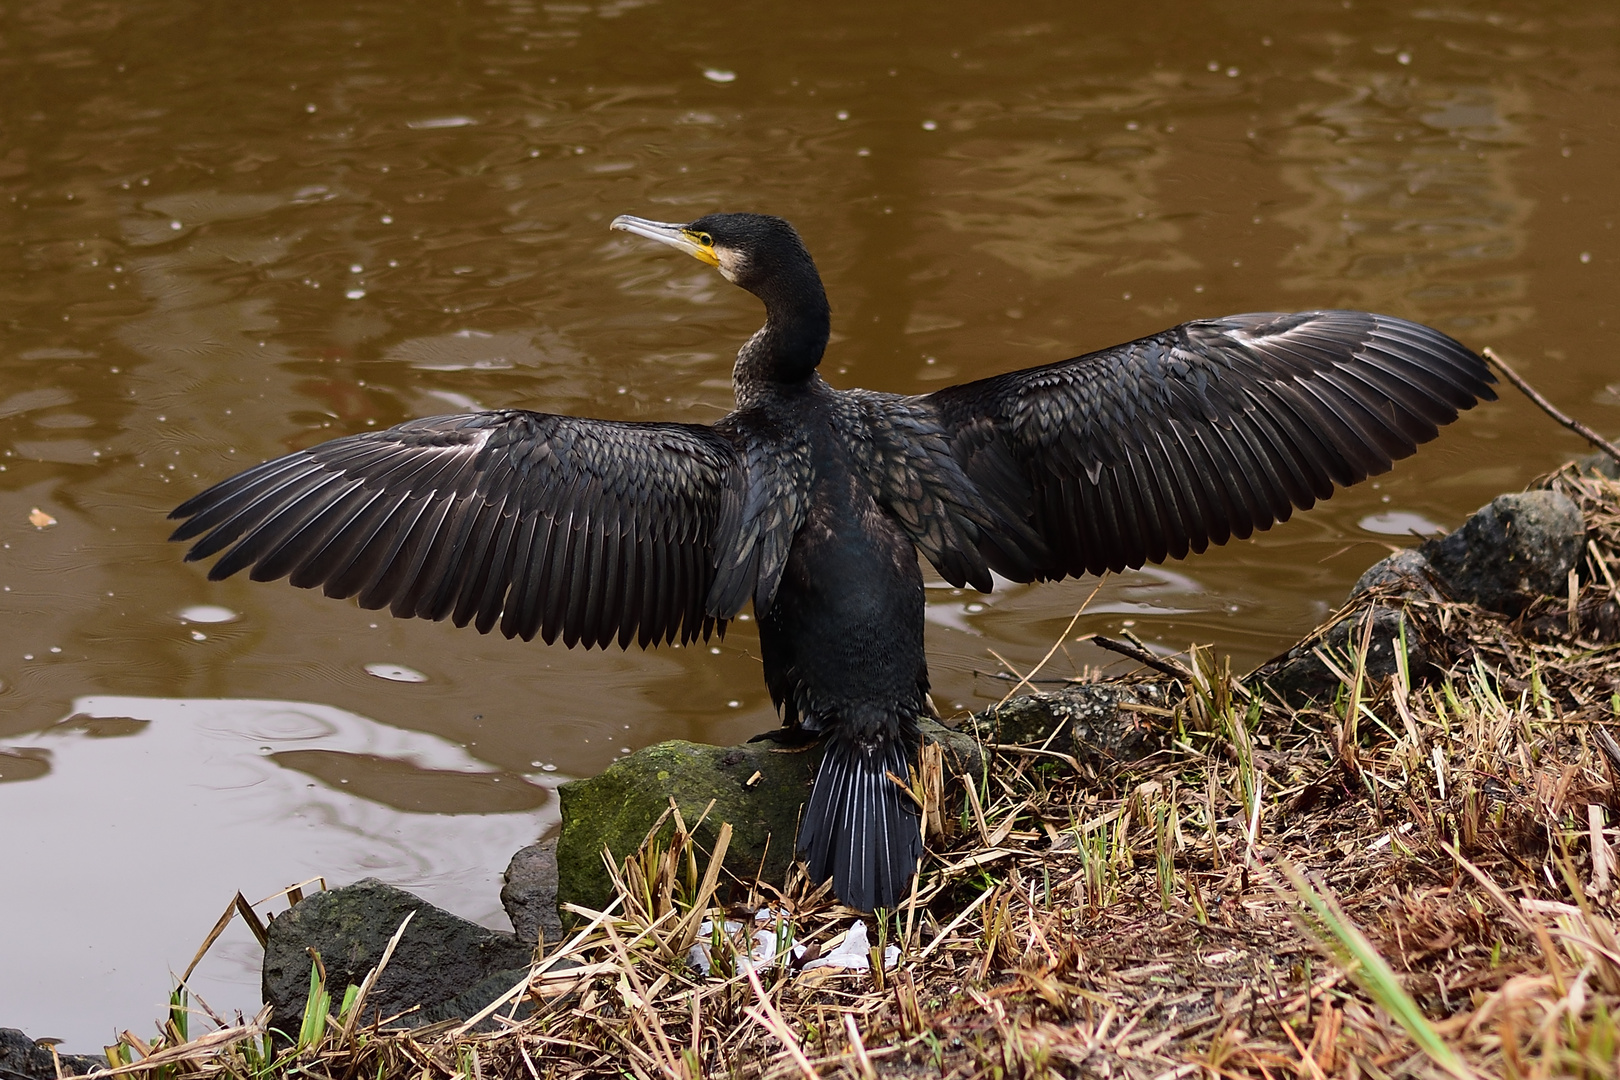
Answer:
352;495;436;610
1233;388;1318;511
1139;429;1196;561
286;486;393;590
540;512;579;646
1120;445;1171;565
414;495;483;622
647;529;674;646
1161;420;1226;552
449;497;510;627
498;510;545;641
1224;410;1295;522
208;472;354;581
383;496;457;619
243;476;372;583
472;507;522;635
188;467;340;567
320;490;415;598
617;530;644;649
170;456;322;547
563;514;601;649
528;512;569;642
594;523;624;650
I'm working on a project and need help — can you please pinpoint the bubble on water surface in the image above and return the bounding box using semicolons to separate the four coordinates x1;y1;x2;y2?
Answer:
364;663;428;683
1358;511;1445;536
179;605;238;624
408;116;476;129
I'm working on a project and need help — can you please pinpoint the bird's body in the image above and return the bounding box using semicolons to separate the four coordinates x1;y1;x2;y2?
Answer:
171;212;1495;912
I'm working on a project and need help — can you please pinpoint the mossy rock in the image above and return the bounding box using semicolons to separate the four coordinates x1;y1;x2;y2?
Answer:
555;719;983;920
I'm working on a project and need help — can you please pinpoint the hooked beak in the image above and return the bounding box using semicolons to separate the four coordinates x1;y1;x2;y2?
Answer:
610;215;720;267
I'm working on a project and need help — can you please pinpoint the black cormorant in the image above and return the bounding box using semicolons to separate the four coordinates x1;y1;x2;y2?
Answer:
169;212;1495;912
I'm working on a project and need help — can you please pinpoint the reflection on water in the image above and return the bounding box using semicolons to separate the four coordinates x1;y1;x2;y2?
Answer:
0;0;1616;1048
1277;70;1532;334
0;696;555;1043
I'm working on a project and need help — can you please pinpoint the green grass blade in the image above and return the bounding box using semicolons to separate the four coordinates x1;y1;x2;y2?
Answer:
298;958;329;1051
1278;861;1475;1080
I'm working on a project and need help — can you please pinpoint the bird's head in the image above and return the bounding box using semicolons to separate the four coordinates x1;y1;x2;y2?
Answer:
611;212;821;301
611;211;830;385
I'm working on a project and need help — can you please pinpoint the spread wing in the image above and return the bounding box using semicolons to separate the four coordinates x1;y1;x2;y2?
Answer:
169;411;744;649
925;310;1496;581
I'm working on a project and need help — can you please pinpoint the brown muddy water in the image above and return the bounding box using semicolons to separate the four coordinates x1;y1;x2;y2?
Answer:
0;0;1615;1047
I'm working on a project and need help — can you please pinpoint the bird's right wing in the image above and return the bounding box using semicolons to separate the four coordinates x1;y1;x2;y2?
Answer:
924;310;1495;581
169;411;743;649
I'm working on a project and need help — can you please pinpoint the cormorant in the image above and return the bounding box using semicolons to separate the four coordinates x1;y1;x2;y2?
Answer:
169;212;1495;912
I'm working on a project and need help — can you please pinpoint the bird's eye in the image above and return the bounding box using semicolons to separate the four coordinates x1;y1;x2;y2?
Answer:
696;232;713;247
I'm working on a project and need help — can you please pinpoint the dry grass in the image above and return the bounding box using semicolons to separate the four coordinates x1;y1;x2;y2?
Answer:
77;463;1620;1079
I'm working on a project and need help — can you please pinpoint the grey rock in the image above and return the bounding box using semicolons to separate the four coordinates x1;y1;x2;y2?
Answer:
1576;450;1620;480
554;718;984;919
1258;603;1425;707
262;879;534;1036
501;841;562;948
409;967;537;1029
1351;549;1441;600
1419;491;1584;616
960;682;1175;768
0;1030;104;1080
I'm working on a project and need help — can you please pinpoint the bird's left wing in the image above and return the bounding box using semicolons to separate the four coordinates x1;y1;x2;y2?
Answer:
921;310;1495;582
169;410;742;649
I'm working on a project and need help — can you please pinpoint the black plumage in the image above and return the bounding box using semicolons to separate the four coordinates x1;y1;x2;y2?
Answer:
170;212;1496;912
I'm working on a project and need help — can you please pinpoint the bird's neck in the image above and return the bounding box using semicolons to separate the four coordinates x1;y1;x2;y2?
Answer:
733;281;830;407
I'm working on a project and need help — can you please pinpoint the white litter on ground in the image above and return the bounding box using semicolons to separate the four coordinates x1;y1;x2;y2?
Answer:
685;911;899;977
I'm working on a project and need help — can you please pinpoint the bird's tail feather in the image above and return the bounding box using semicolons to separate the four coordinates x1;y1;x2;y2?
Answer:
798;735;921;912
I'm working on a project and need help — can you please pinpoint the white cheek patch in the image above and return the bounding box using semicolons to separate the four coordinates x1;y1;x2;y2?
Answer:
716;247;746;283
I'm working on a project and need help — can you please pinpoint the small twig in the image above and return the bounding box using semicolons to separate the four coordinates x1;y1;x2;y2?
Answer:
986;743;1083;771
1441;842;1568;994
451;895;624;1037
1087;634;1185;679
743;962;817;1080
915;883;997;962
341;910;416;1040
1594;726;1620;775
978;671;1080;685
1589;804;1613;898
178;895;245;984
79;1017;267;1079
843;1013;878;1080
995;578;1105;706
1483;347;1620;465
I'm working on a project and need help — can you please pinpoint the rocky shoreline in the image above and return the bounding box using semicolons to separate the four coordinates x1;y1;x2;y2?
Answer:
5;465;1611;1066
